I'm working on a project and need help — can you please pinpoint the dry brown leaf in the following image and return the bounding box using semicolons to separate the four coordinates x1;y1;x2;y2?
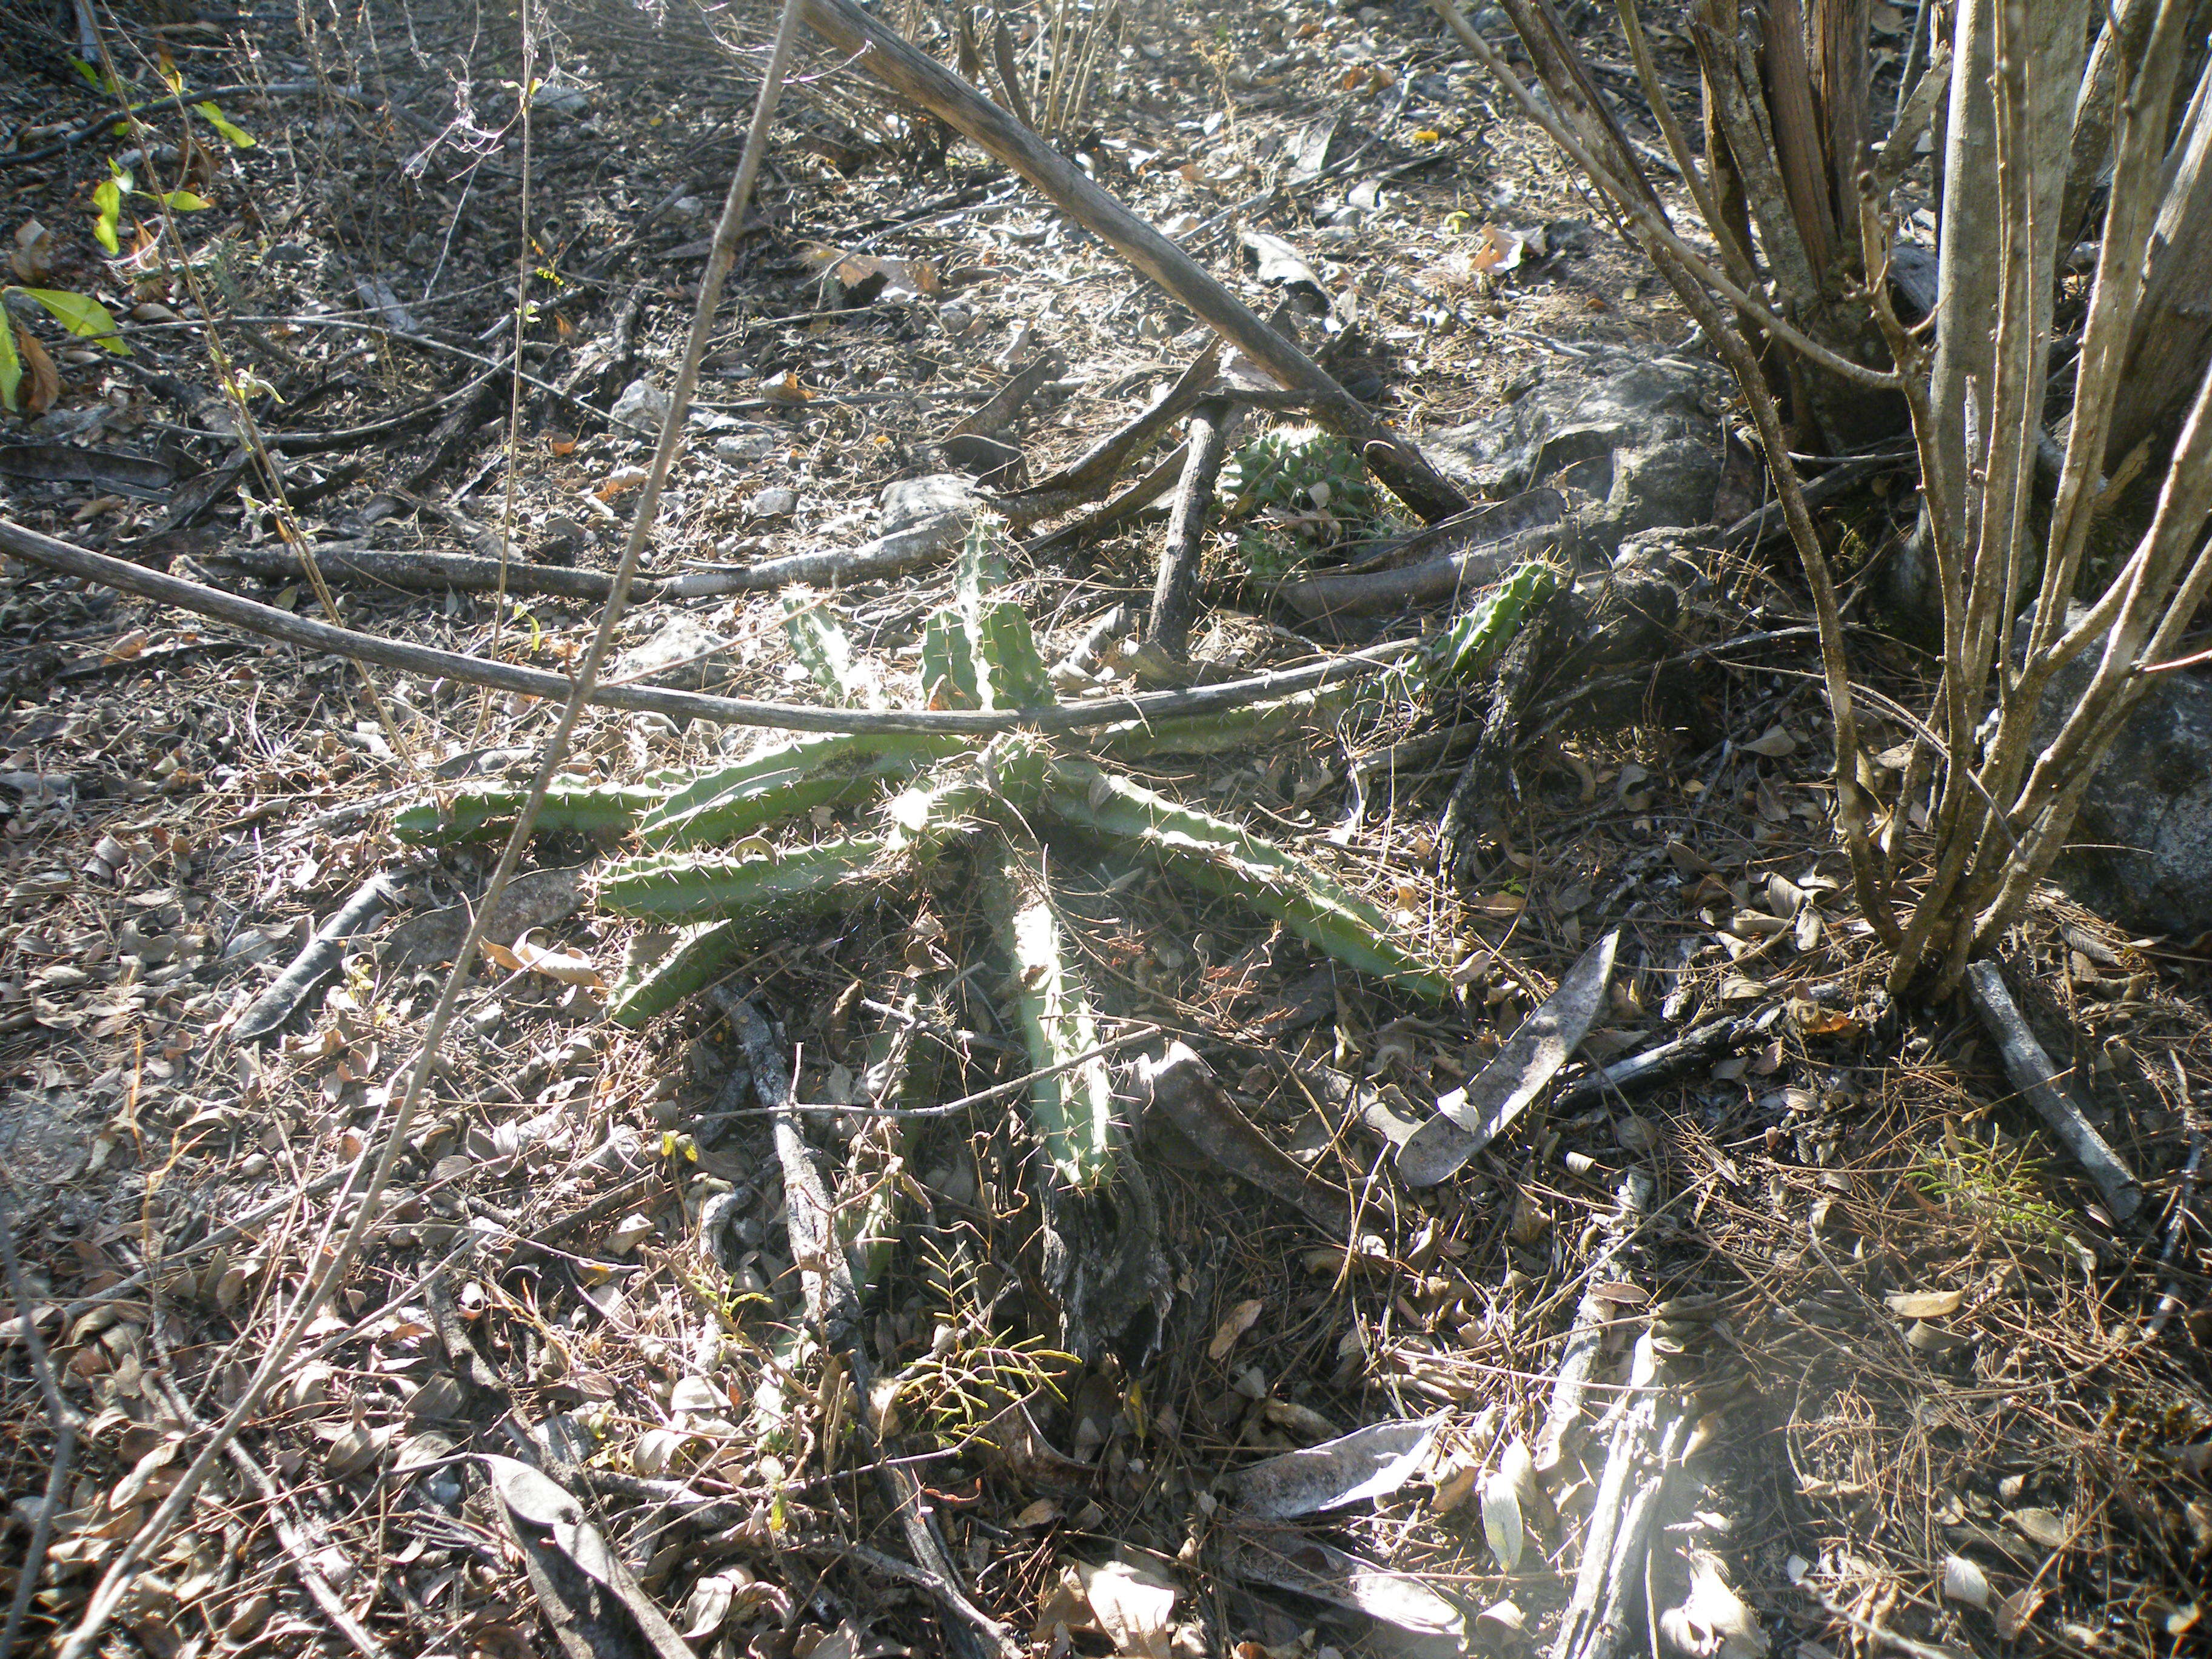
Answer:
15;325;58;416
510;930;602;988
1077;1559;1178;1659
1883;1289;1963;1319
1207;1298;1264;1361
12;219;54;283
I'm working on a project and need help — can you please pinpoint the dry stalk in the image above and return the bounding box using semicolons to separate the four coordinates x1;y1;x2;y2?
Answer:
1443;0;2212;996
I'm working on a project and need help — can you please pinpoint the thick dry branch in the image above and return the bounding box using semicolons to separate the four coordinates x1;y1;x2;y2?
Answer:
1024;444;1187;555
1551;1333;1689;1659
213;544;678;602
1150;398;1239;659
796;0;1470;521
0;515;1416;735
1965;962;2145;1223
1537;1170;1652;1475
1281;499;1570;622
1000;342;1220;509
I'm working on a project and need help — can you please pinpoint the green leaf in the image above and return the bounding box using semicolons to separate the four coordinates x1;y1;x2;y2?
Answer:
0;322;21;415
152;189;212;211
92;176;123;255
193;102;256;148
15;290;130;356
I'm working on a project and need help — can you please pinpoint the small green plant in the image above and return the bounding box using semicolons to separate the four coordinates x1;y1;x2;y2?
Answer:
1912;1121;2073;1251
391;521;1583;1216
1217;424;1390;584
92;161;213;256
0;286;130;414
890;1233;1073;1448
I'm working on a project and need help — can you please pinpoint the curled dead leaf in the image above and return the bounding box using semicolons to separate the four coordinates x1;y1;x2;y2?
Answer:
1208;1298;1264;1362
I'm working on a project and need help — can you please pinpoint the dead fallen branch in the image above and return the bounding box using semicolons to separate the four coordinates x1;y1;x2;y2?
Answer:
1537;1170;1652;1476
1024;445;1187;556
0;1196;82;1659
795;0;1469;521
1550;1331;1691;1659
212;515;971;599
212;544;654;603
1;514;1418;735
1150;397;1240;659
1965;962;2146;1224
1555;1015;1765;1108
1000;341;1220;515
1281;491;1572;621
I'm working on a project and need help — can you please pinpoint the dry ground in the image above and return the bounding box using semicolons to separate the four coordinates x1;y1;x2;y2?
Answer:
1;0;2208;1657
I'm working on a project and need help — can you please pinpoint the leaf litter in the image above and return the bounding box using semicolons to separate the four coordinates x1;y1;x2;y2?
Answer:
0;0;2206;1656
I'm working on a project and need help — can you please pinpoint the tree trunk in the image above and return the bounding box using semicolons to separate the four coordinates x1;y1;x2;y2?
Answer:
1926;0;2088;547
2107;78;2212;461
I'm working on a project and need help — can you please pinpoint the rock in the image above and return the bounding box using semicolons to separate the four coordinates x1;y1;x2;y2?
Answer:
879;473;982;535
745;486;798;519
531;81;591;116
609;378;670;434
383;866;587;968
714;431;780;461
613;614;739;693
534;516;588;566
1423;350;1726;560
2033;634;2212;940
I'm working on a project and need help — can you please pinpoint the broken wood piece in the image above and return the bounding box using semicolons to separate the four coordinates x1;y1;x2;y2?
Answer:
1964;962;2145;1224
700;509;971;589
997;342;1221;517
1150;397;1240;659
1536;1168;1652;1475
1280;491;1572;620
942;349;1061;442
1554;1015;1764;1108
1023;444;1187;556
795;0;1470;521
232;871;401;1041
212;544;674;603
1397;931;1620;1187
1;513;1420;736
1549;1332;1691;1659
1138;1042;1352;1233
